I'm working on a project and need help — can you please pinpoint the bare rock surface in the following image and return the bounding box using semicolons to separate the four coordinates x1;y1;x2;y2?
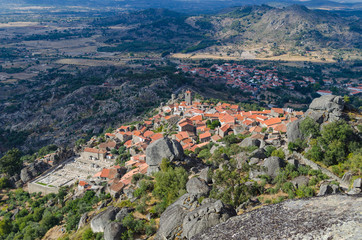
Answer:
192;195;362;240
146;137;184;174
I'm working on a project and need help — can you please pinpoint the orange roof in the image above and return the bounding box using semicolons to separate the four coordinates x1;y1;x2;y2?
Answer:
199;131;211;139
105;133;115;137
79;181;88;187
124;140;132;148
220;124;231;132
150;133;163;141
289;117;298;122
100;168;118;179
110;180;125;192
143;130;154;138
84;148;107;154
211;134;222;141
273;124;287;133
179;121;193;127
262;118;282;126
249;126;263;133
190;115;203;122
219;114;235;124
272;108;285;114
230;105;239;110
242;119;254;126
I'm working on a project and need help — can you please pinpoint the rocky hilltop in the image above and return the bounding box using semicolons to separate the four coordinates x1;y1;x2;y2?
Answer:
193;194;362;240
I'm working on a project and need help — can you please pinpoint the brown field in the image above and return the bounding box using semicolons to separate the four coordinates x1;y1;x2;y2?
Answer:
55;58;127;66
172;52;338;63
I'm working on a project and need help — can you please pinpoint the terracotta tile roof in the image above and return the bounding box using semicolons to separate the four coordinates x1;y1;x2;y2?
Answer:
84;148;107;154
99;141;117;149
249;126;263;133
211;134;222;141
100;168;118;179
110;180;125;193
79;181;88;187
150;133;163;142
144;121;152;125
273;124;287;133
272;108;285;114
220;124;231;132
124;140;132;148
190;115;203;122
262;118;282;126
199;131;211;139
242;119;254;126
251;133;265;140
143;130;154;138
179;121;193;127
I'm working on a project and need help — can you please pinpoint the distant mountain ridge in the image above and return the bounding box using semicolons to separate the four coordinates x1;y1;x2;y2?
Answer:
0;0;361;13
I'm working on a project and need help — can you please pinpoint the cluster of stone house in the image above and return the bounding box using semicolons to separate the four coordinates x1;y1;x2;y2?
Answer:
77;90;304;197
178;63;358;96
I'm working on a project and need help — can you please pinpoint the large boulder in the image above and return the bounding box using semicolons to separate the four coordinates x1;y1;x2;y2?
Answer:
250;148;266;159
182;200;236;239
287;95;345;143
286;119;303;143
198;167;211;183
20;161;50;183
186;177;210;196
291;176;309;188
240;137;261;148
90;206;120;233
156;204;187;240
78;213;88;230
20;168;33;183
146;137;184;174
192;195;362;240
309;95;344;113
262;156;285;178
104;222;126;240
317;183;340;196
115;207;132;222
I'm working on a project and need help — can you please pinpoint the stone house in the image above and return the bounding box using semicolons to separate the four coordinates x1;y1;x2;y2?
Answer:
82;148;107;161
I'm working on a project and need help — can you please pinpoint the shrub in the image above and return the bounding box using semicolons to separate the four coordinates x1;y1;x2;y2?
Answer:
295;185;314;198
271;149;285;160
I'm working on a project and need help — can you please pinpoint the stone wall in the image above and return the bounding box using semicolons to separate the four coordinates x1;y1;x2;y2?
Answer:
292;152;348;189
28;182;59;194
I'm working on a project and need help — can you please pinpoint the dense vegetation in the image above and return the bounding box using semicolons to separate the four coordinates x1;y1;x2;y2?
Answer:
289;117;361;177
0;188;109;240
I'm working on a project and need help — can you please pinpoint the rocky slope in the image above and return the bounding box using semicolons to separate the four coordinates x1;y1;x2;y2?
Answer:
192;194;362;240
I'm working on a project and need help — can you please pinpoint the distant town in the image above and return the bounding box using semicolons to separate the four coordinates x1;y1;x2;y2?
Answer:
178;63;362;97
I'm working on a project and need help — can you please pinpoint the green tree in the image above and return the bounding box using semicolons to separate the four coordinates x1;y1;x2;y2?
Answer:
0;219;11;236
300;117;320;138
153;159;188;206
0;148;22;175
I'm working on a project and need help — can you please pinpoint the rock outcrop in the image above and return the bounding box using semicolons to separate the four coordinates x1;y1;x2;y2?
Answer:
262;156;285;178
240;138;261;148
186;177;210;196
317;183;340;196
182;200;236;239
104;222;126;240
90;206;120;233
20;161;50;183
287;95;346;142
146;137;184;174
156;194;235;239
192;195;362;240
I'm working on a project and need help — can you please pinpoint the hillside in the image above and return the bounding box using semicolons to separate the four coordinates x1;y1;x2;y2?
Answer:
92;5;361;60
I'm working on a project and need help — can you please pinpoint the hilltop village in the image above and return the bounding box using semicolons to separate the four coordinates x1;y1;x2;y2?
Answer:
178;63;362;96
30;90;304;197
